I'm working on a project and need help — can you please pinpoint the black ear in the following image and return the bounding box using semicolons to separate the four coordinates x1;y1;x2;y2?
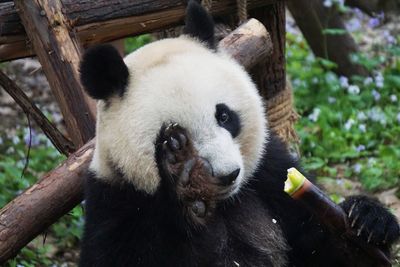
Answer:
183;0;216;49
80;45;129;100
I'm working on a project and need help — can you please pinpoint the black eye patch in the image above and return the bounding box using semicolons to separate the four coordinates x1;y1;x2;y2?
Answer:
215;103;241;138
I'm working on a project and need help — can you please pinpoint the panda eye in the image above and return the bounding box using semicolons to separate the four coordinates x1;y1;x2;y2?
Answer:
215;103;241;138
219;112;229;124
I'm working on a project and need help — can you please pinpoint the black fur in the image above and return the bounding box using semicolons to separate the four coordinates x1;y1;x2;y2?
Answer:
183;0;216;49
215;103;241;138
80;45;129;100
79;133;400;267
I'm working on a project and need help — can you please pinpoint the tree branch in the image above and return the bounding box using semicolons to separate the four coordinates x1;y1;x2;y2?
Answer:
0;70;75;155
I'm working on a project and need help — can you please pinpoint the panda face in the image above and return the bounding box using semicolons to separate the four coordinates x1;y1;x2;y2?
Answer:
87;37;268;195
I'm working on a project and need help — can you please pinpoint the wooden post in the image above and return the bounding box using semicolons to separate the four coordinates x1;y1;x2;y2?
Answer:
14;0;96;147
250;1;286;99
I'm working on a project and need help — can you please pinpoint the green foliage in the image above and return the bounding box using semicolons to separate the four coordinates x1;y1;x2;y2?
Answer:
125;34;152;54
287;31;400;192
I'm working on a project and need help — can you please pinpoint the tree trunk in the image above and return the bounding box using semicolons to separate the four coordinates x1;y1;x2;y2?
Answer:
287;0;368;77
250;1;287;100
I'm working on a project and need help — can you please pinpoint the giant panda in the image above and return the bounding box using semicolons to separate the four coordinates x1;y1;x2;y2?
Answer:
78;1;399;266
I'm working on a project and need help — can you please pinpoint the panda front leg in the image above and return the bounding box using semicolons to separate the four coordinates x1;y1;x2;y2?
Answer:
340;195;400;252
155;123;227;226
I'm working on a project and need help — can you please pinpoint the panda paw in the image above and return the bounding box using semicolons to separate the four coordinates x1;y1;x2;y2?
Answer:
155;122;224;224
340;195;400;247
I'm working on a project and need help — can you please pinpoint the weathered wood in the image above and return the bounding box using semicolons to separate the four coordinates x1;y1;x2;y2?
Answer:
0;70;75;155
250;1;287;100
219;18;272;70
14;0;96;147
0;0;277;62
0;18;271;263
287;0;368;77
0;140;94;263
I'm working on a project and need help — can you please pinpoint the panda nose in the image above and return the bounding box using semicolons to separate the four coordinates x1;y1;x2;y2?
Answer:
219;168;240;186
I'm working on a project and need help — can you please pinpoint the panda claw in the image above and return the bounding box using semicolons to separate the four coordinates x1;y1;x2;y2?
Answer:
173;122;179;127
367;232;373;243
357;223;365;236
351;214;359;228
348;202;357;218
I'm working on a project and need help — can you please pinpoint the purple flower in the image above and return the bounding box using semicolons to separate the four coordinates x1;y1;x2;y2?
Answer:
368;18;380;28
372;89;381;101
397;113;400;123
323;0;333;7
328;97;336;104
346;18;361;32
23;128;40;147
348;85;360;95
339;76;349;88
353;163;362;174
358;124;366;133
364;77;373;86
374;73;384;88
353;8;364;19
383;30;396;45
355;145;366;152
390;94;397;102
357;112;367;121
368;108;386;124
308;108;321;122
344;119;355;130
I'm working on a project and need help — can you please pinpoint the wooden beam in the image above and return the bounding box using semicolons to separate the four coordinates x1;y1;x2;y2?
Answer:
14;0;96;147
0;0;277;62
250;1;287;99
0;18;271;263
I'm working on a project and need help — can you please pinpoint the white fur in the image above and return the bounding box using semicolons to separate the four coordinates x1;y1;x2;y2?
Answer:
90;37;268;194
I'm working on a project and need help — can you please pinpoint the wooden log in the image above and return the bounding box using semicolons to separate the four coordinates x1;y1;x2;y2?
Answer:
0;70;75;155
249;2;287;100
0;140;94;263
287;0;368;77
14;0;96;147
0;18;271;263
219;18;272;70
0;0;277;62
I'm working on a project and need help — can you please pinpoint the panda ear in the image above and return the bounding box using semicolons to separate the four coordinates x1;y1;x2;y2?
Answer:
183;0;216;49
80;44;129;100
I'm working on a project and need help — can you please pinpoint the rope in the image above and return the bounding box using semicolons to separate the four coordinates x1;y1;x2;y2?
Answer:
201;0;213;11
237;0;248;24
266;82;300;144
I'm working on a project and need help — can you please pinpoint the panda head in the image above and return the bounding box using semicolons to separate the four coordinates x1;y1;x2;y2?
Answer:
80;0;268;195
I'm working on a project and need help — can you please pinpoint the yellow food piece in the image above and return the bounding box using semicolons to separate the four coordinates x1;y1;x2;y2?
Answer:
284;167;306;195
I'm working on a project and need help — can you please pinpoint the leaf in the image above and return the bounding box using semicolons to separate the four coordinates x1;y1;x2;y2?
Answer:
322;28;347;35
